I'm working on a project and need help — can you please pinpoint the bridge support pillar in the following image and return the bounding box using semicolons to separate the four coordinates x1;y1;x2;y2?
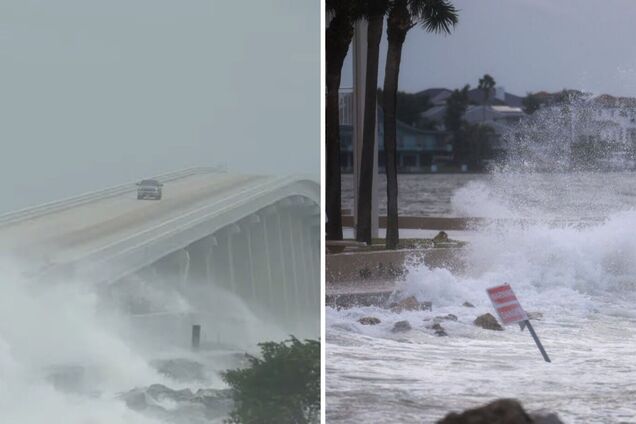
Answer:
226;224;241;294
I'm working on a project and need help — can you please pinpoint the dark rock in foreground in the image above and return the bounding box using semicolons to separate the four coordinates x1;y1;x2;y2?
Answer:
437;398;564;424
391;320;412;333
474;313;504;331
358;316;381;325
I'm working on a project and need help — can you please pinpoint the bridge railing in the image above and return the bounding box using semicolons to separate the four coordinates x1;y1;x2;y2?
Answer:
33;176;319;284
0;166;224;228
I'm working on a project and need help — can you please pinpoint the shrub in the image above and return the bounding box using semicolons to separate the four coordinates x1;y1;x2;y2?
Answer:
223;337;320;423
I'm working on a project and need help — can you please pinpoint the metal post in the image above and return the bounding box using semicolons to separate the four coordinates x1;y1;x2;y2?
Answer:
524;320;551;363
191;324;201;351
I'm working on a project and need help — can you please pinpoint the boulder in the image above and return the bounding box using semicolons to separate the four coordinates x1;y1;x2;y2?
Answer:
462;301;475;308
433;231;449;243
532;413;565;424
150;358;206;382
434;314;458;323
391;320;412;333
358;316;381;325
437;399;564;424
431;323;448;337
389;296;432;313
474;313;503;331
437;399;532;424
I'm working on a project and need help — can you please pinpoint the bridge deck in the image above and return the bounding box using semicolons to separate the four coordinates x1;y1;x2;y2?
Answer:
0;172;267;269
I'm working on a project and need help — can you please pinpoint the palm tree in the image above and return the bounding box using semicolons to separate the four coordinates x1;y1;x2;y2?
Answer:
478;73;496;122
326;1;362;241
382;0;458;249
356;0;390;244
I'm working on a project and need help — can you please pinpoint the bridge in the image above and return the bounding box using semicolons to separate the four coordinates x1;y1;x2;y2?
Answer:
0;168;320;349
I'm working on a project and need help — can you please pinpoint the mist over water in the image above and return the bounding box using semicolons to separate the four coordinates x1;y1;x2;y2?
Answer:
330;126;636;422
0;260;293;423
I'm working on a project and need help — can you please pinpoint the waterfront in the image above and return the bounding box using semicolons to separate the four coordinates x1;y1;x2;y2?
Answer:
330;171;636;422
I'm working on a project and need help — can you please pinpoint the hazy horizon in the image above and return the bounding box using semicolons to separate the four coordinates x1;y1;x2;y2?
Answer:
0;0;318;213
341;0;636;98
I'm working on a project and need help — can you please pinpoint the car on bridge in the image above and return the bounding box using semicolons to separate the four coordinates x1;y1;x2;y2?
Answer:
136;179;163;200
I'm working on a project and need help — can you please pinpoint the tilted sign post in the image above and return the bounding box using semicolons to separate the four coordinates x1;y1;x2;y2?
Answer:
487;284;551;363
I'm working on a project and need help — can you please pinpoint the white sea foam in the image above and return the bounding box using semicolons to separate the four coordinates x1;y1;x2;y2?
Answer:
328;173;636;423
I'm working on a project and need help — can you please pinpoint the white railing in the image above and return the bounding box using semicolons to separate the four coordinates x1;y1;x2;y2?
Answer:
0;166;224;228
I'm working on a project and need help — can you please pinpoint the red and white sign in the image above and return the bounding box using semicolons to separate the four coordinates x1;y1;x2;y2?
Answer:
486;284;528;325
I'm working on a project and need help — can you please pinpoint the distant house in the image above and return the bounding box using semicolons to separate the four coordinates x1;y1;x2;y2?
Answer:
415;88;453;106
338;95;451;173
467;87;524;108
421;104;525;131
377;108;452;172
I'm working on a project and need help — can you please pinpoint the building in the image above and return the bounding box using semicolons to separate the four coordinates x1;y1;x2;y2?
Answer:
338;92;451;173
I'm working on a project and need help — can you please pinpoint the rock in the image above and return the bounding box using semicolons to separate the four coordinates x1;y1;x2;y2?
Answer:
389;296;432;313
391;320;412;333
474;313;503;331
150;358;206;382
358;316;381;325
531;413;565;424
527;311;544;321
434;314;458;323
462;301;475;308
120;384;233;421
437;399;565;424
431;323;448;337
433;231;449;243
358;267;372;279
437;399;534;424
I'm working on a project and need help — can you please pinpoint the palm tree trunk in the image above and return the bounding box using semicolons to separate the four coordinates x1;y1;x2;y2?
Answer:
326;15;354;241
383;6;409;250
355;14;383;244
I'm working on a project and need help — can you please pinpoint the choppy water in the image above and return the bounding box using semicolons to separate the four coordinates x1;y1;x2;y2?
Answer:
330;171;636;423
0;264;290;424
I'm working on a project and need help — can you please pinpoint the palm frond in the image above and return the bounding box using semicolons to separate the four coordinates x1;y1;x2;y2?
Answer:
409;0;459;34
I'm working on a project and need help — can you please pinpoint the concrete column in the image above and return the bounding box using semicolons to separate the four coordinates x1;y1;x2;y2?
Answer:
226;224;241;294
245;215;260;300
205;236;218;285
259;208;277;314
295;208;311;311
276;210;291;323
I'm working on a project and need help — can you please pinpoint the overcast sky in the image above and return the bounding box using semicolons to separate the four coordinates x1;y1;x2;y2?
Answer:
0;0;318;212
342;0;636;97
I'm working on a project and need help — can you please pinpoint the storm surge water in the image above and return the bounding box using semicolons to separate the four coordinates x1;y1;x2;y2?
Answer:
328;172;636;423
0;263;288;424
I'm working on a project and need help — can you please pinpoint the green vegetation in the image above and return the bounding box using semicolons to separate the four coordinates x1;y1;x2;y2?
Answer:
377;89;434;128
522;92;542;114
223;337;320;424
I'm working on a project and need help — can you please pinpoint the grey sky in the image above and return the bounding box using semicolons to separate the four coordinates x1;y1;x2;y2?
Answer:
0;0;318;212
342;0;636;97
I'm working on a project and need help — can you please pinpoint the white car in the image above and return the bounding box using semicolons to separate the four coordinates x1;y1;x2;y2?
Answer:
136;179;163;200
